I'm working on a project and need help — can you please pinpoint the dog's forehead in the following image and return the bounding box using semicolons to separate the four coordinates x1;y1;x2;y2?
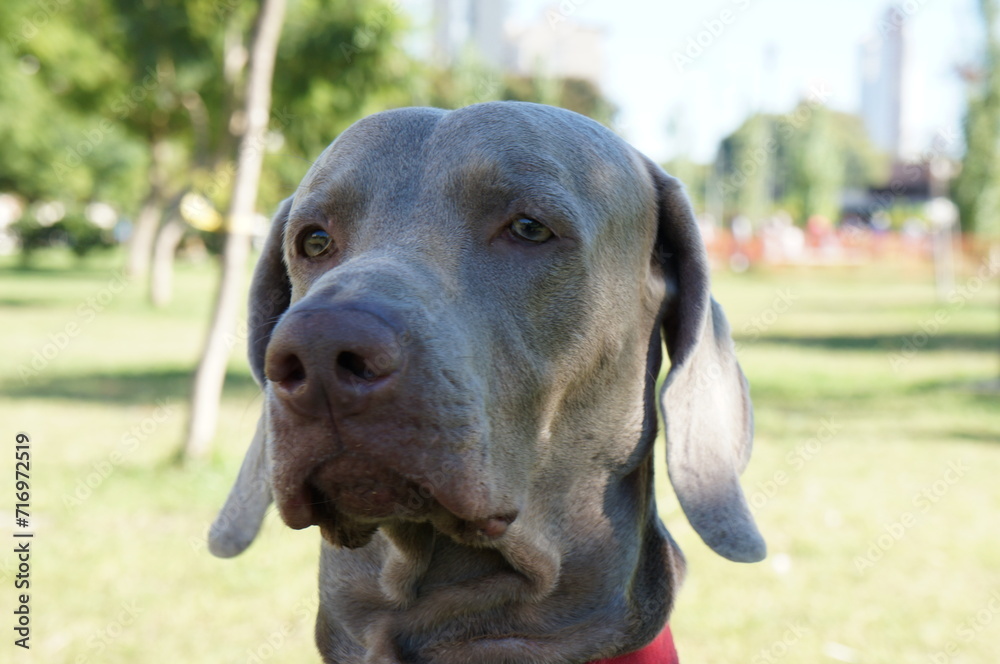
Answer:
429;102;637;172
295;106;446;202
297;103;649;217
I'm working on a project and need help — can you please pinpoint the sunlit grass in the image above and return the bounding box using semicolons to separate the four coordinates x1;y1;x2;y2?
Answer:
2;250;998;663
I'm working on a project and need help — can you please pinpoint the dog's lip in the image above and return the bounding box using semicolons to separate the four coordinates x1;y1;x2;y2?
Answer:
277;455;427;529
277;482;325;530
429;498;518;540
274;454;518;543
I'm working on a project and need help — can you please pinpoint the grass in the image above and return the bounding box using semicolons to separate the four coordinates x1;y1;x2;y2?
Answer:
2;248;998;663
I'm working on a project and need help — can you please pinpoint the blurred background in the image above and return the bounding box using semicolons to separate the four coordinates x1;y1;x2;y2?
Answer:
1;0;998;662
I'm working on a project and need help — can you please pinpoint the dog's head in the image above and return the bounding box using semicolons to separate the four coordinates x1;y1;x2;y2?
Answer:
210;102;764;572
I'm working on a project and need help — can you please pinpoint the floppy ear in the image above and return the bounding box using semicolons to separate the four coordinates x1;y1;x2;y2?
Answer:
208;197;292;558
247;196;294;385
646;162;766;564
209;413;273;557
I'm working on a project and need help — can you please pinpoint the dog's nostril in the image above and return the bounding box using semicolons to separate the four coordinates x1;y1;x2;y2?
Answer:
272;353;307;392
337;351;376;381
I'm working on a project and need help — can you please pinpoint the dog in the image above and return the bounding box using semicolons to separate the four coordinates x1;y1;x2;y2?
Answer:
209;101;765;664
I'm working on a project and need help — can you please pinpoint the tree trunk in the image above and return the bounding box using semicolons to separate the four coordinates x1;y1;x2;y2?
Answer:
125;137;168;278
150;215;187;308
180;0;287;462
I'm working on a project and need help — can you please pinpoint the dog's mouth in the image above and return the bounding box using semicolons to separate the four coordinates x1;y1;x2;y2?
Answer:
276;452;517;548
312;453;429;519
277;454;426;547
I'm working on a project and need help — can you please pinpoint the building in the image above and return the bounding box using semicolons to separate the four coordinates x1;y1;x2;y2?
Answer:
432;0;511;69
430;1;605;89
859;5;915;158
506;6;605;88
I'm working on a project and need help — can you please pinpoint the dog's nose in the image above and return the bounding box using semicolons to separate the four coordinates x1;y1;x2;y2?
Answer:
265;306;405;412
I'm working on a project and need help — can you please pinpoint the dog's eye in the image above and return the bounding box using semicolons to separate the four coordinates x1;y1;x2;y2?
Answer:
509;218;554;243
301;229;333;258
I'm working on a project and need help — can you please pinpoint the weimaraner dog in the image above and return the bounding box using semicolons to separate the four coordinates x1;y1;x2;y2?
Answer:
209;101;765;664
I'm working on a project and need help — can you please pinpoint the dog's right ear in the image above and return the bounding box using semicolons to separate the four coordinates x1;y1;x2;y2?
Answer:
643;161;766;564
208;197;293;558
248;196;294;385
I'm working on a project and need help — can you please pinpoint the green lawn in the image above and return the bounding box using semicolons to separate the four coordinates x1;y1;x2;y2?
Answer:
2;249;998;663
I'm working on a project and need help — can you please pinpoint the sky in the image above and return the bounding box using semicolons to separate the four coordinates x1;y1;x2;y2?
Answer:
500;0;982;163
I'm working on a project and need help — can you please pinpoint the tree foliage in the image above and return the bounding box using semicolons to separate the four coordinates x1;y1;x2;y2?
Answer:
714;102;885;224
500;75;617;127
414;52;617;129
955;0;1000;237
0;3;147;207
0;0;416;256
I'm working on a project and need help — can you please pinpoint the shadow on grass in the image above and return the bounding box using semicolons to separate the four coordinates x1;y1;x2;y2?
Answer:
951;429;1000;445
0;262;122;278
749;333;999;353
0;298;44;308
749;376;1000;416
6;368;260;405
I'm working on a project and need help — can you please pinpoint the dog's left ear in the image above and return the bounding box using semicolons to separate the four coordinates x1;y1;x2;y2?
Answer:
644;160;766;564
208;412;273;557
208;196;293;558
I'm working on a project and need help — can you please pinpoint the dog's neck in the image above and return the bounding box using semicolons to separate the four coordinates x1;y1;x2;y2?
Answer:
313;444;686;664
590;624;678;664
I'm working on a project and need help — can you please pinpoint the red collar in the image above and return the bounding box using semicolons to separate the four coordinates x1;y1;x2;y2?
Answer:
590;625;678;664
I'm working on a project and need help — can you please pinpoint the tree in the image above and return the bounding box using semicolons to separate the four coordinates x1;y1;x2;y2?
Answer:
955;0;1000;237
182;0;287;461
714;103;883;224
500;75;617;127
176;0;414;460
737;114;773;223
789;105;844;223
91;0;234;279
954;0;1000;385
0;2;148;221
413;46;617;128
715;113;777;223
149;1;415;307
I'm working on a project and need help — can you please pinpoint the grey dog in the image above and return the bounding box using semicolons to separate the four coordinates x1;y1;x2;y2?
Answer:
210;101;765;664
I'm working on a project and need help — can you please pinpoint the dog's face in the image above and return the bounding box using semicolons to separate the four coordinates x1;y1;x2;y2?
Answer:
261;103;670;551
212;101;764;663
